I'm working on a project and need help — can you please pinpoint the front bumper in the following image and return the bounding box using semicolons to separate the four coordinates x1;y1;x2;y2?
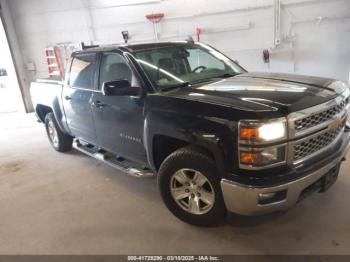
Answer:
221;130;350;216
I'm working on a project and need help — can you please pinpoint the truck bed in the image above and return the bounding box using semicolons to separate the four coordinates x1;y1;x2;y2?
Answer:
30;78;63;109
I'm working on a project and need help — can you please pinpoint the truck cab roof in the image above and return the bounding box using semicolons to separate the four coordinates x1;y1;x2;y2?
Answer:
73;41;195;55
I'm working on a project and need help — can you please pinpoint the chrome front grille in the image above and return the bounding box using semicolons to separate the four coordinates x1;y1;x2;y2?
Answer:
294;98;348;132
286;88;350;165
293;121;345;161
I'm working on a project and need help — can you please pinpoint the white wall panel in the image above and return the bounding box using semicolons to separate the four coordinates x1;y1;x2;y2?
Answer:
5;0;350;82
11;0;83;16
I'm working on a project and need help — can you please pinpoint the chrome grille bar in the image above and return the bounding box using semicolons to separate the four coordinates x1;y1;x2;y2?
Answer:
293;120;346;161
287;88;350;165
294;99;348;132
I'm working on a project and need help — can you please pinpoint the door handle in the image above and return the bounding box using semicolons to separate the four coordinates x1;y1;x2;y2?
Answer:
64;95;72;100
92;100;106;108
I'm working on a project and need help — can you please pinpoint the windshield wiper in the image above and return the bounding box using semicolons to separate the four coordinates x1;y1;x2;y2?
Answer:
160;73;240;91
160;81;191;92
190;73;239;85
213;73;237;78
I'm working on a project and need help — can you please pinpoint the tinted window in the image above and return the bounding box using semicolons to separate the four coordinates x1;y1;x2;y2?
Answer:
69;53;96;89
99;52;136;89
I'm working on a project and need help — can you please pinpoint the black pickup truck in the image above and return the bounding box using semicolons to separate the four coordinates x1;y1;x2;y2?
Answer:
30;41;350;226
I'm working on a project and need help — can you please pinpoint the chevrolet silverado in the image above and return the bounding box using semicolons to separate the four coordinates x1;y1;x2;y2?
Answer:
30;41;350;226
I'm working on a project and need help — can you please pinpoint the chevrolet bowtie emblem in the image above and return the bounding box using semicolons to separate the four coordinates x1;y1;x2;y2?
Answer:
328;116;342;131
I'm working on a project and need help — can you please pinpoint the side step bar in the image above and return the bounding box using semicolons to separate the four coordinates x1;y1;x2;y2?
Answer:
73;139;155;178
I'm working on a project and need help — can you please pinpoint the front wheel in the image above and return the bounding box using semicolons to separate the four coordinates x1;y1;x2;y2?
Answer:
44;112;73;152
158;146;227;226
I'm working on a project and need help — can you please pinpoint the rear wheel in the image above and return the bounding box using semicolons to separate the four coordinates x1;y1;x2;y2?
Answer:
158;146;227;226
44;113;73;152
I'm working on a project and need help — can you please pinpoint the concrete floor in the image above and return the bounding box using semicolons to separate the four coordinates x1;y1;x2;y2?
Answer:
1;112;350;255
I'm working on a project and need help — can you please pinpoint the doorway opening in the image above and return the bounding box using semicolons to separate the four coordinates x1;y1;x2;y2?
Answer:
0;14;23;114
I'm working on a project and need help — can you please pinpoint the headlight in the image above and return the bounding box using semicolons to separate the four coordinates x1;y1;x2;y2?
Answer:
239;118;287;144
239;146;286;168
238;118;287;169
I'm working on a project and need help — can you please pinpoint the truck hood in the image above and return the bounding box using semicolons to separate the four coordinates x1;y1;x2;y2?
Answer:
166;72;348;114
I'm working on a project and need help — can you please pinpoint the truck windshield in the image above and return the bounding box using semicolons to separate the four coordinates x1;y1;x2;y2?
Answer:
133;43;246;90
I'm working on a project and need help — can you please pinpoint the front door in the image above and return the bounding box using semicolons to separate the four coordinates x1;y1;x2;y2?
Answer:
62;52;97;144
91;52;147;164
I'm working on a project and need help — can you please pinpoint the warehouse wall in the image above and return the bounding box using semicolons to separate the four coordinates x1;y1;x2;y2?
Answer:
3;0;350;84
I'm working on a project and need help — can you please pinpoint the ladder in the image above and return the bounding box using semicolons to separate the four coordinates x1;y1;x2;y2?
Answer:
45;47;63;78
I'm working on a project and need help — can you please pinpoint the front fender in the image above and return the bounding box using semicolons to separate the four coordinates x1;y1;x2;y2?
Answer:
143;110;236;178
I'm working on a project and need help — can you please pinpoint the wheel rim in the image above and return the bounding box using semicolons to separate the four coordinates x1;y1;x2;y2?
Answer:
47;120;59;147
170;168;215;215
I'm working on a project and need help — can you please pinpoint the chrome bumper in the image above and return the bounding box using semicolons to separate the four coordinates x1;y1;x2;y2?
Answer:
221;134;350;216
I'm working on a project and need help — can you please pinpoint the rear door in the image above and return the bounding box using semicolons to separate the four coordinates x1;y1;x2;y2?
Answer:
91;51;147;164
62;52;98;144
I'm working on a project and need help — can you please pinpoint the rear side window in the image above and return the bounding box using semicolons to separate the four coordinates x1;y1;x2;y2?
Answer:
69;53;96;89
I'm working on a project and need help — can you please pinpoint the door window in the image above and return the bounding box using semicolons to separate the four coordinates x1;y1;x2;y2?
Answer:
99;52;138;89
69;53;96;89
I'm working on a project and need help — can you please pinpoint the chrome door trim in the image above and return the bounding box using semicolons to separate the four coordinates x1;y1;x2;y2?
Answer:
68;85;102;93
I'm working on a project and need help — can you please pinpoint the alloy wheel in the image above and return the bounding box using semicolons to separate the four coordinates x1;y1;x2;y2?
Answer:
170;168;215;215
47;120;59;147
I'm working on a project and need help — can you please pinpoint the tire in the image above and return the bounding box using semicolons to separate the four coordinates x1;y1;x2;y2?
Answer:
158;146;227;226
44;112;73;152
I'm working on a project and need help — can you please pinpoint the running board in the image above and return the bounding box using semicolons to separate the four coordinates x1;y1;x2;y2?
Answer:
73;140;155;178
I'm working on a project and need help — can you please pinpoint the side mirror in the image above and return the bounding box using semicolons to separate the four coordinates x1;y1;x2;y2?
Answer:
102;80;140;96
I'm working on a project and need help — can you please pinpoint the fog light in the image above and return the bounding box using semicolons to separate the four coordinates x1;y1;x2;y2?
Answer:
257;190;287;205
258;192;277;200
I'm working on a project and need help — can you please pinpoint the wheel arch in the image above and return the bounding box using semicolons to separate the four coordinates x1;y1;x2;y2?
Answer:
151;135;217;171
144;122;231;177
35;96;71;135
35;104;53;122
